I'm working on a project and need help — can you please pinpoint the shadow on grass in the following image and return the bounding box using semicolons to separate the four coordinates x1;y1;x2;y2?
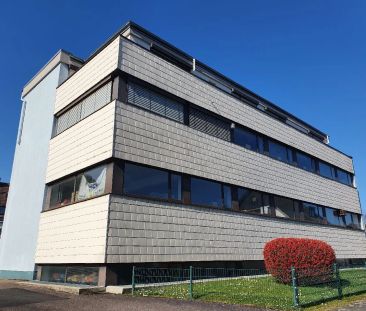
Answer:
298;279;366;308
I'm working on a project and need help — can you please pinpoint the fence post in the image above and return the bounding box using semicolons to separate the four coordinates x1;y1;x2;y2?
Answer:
64;267;68;284
189;266;193;300
291;266;299;307
132;266;136;296
334;263;342;300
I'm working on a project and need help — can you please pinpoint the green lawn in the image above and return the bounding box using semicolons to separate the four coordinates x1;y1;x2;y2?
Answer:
133;269;366;310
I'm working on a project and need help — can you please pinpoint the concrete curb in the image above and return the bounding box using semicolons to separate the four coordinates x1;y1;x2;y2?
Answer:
18;281;105;295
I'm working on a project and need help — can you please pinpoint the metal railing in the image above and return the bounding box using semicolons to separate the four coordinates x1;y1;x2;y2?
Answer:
131;264;366;309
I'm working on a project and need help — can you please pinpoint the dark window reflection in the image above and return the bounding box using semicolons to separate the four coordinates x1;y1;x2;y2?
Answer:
325;208;341;226
296;152;313;172
50;178;75;208
302;202;324;223
234;127;258;151
191;177;222;207
223;185;232;209
275;196;295;219
171;174;182;200
268;140;288;162
124;163;169;199
319;161;334;179
238;188;263;214
337;169;351;186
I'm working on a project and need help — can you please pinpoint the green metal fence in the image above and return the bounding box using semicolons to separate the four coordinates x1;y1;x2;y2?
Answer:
132;264;366;309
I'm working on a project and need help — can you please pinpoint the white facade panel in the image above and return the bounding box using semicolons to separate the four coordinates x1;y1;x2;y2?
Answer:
54;36;120;114
46;101;116;183
0;63;69;279
35;195;110;264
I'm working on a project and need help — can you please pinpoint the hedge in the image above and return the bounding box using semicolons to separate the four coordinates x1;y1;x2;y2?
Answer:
263;237;336;284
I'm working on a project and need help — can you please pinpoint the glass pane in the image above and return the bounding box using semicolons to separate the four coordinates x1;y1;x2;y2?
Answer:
49;185;60;208
325;208;340;226
275;196;295;218
319;161;334;179
257;136;264;154
171;174;182;201
302;202;323;223
287;148;294;164
76;166;107;201
345;213;354;228
352;214;361;229
261;194;271;215
50;178;75;208
124;163;169;199
337;169;351;186
238;188;263;214
191;177;222;207
268;140;288;162
234;127;258;151
223;185;232;209
297;152;313;172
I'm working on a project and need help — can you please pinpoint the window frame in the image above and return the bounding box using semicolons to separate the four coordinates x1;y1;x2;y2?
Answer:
44;163;112;211
122;162;183;203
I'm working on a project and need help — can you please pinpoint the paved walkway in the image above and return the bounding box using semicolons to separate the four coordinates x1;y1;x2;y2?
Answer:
333;300;366;311
0;280;266;311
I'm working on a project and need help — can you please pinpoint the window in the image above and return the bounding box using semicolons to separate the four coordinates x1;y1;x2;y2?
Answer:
189;108;231;141
302;202;324;223
274;196;295;219
257;136;265;154
49;178;76;208
76;166;106;201
318;161;334;179
287;148;294;164
238;188;263;214
233;127;258;151
337;169;351;186
268;140;288;162
191;177;223;207
54;82;112;136
124;163;169;199
296;151;314;172
352;214;361;229
48;164;108;210
223;185;232;209
324;208;341;226
171;174;182;201
128;82;184;123
344;213;354;228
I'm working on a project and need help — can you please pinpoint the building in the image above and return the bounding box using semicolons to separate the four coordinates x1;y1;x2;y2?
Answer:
0;182;9;236
2;21;365;285
0;52;83;279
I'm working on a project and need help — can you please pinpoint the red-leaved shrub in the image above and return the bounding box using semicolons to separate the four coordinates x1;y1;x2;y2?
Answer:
264;238;336;284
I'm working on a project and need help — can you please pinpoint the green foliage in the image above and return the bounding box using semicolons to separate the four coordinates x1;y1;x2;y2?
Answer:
134;269;366;310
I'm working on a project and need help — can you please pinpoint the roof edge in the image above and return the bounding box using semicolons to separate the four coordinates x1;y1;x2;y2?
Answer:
22;50;84;98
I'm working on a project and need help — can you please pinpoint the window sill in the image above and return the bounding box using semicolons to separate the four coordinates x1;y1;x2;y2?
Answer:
42;193;110;213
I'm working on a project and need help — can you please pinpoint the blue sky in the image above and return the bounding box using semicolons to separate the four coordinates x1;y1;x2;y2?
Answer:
0;0;365;211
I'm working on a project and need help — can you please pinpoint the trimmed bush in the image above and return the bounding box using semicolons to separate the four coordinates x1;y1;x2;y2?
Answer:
263;238;336;284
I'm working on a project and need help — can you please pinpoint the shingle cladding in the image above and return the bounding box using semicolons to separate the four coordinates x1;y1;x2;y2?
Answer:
114;101;360;213
106;196;366;263
119;37;354;173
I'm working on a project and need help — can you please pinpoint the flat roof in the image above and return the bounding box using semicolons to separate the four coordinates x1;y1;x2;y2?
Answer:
56;21;354;157
83;21;328;142
22;50;84;98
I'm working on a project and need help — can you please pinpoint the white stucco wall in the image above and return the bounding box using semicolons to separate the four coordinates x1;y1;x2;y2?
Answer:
0;63;69;279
